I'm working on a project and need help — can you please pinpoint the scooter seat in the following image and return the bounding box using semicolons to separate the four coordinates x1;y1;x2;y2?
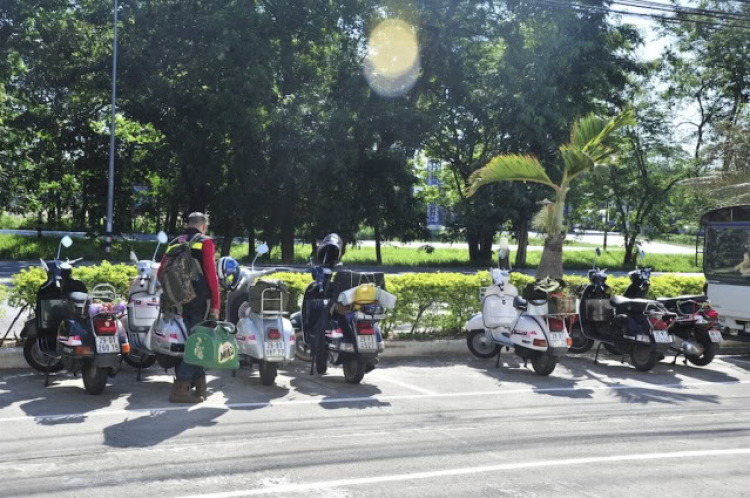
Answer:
68;292;89;306
610;295;655;314
656;295;707;310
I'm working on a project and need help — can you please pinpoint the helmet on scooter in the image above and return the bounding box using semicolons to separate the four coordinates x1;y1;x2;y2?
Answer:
316;233;342;268
217;257;241;290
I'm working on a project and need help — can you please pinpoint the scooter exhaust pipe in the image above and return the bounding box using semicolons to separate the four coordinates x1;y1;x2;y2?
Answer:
681;340;703;356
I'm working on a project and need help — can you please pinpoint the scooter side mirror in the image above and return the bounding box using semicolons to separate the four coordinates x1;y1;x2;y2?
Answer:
157;231;168;244
57;235;73;260
595;247;602;258
257;243;269;255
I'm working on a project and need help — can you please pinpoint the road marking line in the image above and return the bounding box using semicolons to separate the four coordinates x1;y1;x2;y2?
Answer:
1;379;748;424
175;447;750;498
367;373;436;395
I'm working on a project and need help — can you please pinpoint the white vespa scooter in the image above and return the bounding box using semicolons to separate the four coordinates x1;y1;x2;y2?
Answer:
220;244;295;386
464;239;573;376
122;231;168;379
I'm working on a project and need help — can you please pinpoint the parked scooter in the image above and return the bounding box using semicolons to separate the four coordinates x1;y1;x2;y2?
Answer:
57;283;129;394
290;234;394;384
465;239;574;376
20;236;81;374
122;231;169;379
220;244;296;386
569;249;677;371
623;263;723;366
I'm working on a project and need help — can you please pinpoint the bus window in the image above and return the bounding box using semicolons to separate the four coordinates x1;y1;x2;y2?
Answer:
705;226;750;280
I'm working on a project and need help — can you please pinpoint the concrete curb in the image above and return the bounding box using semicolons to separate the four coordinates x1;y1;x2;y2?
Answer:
2;340;748;369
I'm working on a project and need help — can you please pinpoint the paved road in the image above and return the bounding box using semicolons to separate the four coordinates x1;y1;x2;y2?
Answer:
2;353;750;498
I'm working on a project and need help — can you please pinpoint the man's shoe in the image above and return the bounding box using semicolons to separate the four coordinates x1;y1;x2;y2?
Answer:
169;380;201;403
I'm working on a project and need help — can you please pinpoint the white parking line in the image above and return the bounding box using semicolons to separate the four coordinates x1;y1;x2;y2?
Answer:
175;447;750;498
0;378;748;424
367;372;437;395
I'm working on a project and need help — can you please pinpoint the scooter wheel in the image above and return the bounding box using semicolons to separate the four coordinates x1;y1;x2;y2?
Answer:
567;324;594;355
23;340;64;373
530;353;558;376
343;358;366;384
259;361;278;386
686;332;716;367
82;362;109;395
467;329;501;359
631;344;659;372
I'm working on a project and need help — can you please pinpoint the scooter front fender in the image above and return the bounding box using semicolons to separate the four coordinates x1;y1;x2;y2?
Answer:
465;312;485;332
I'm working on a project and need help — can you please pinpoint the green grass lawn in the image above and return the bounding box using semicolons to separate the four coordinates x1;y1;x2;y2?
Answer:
231;242;702;272
0;234;161;261
0;234;701;273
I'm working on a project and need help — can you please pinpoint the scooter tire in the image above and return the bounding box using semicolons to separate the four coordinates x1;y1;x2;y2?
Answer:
568;324;594;354
23;340;64;373
631;343;659;372
343;358;366;384
686;331;717;367
123;353;156;369
82;362;109;395
259;361;278;386
467;329;501;359
530;353;558;376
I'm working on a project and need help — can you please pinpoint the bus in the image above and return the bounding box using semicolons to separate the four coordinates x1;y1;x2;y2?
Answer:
699;204;750;341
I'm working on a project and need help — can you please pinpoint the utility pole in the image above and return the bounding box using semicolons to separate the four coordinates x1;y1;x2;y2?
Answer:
105;0;118;257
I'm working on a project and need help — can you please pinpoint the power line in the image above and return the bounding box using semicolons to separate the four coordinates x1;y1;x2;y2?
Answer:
522;0;750;30
611;0;750;22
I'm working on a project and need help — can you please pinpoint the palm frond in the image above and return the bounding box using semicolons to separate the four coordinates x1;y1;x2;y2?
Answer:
565;109;635;178
466;154;556;197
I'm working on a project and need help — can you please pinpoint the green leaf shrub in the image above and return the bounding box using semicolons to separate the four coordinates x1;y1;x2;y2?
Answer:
7;264;707;334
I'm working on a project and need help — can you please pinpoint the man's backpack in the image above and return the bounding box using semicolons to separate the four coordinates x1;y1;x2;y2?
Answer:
159;233;204;310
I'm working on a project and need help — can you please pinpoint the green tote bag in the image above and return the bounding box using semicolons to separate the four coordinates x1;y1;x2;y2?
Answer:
184;320;240;370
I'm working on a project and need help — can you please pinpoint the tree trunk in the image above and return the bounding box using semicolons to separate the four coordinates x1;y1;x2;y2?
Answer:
37;211;43;239
515;218;529;268
536;233;565;280
221;222;235;257
374;223;382;265
467;231;479;262
247;225;256;259
623;234;638;266
280;184;295;264
477;232;494;262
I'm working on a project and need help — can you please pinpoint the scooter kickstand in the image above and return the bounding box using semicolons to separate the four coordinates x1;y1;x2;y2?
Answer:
495;352;501;368
44;358;52;387
671;353;680;366
620;354;625;364
594;342;603;364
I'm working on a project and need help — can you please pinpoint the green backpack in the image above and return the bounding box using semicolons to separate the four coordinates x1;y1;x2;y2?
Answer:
184;321;240;370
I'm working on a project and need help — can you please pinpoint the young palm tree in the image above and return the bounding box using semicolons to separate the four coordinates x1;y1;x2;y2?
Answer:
466;110;635;279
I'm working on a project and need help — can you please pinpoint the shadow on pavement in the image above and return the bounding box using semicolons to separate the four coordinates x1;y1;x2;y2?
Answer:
102;407;227;448
287;362;390;410
208;367;290;410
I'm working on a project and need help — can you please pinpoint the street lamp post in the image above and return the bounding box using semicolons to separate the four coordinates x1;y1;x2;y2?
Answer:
105;0;118;257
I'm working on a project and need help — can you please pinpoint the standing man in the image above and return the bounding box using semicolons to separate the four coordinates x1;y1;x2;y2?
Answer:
158;212;220;403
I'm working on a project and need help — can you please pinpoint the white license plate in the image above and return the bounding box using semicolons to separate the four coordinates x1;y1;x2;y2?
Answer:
653;331;672;343
357;335;377;351
709;330;724;343
548;332;568;348
95;335;120;354
264;341;285;359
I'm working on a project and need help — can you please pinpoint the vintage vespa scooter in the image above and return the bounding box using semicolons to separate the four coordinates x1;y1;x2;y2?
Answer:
465;239;574;376
220;245;295;385
122;231;168;379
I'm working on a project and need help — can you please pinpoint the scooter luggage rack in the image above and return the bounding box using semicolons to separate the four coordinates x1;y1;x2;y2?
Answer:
90;284;118;304
259;287;287;316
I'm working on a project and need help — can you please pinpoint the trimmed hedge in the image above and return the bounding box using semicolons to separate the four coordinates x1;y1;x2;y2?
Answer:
6;264;706;336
